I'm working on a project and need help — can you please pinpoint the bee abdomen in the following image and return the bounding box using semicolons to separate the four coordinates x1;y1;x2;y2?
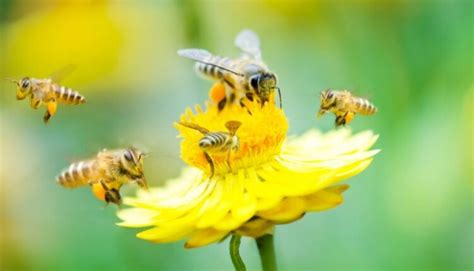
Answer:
54;85;86;105
199;132;229;151
353;97;377;115
57;160;96;188
195;55;232;80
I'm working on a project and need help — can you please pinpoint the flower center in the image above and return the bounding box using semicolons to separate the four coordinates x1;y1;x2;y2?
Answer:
176;83;288;176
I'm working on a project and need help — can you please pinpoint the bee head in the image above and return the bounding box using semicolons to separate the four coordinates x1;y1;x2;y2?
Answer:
18;77;32;95
318;89;336;117
250;72;277;102
122;148;148;189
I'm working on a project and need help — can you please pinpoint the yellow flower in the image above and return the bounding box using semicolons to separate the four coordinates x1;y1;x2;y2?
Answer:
117;83;379;248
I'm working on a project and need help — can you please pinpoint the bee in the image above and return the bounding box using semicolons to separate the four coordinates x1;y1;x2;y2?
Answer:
4;73;86;123
178;29;282;111
318;89;377;126
178;121;242;177
56;148;148;206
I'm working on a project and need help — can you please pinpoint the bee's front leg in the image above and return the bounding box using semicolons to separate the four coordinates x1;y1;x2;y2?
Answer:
30;95;42;109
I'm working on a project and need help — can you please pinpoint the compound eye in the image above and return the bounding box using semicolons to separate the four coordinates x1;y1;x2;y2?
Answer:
21;80;30;89
327;92;334;99
250;76;259;89
124;150;133;162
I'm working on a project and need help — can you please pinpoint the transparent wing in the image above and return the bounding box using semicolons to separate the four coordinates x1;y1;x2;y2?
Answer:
49;64;77;83
178;48;244;76
225;120;242;135
178;122;210;135
178;48;213;63
235;29;262;60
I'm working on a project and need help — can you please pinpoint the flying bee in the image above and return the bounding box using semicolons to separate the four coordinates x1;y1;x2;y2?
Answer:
57;148;148;206
4;68;86;124
178;29;282;111
318;89;377;126
178;121;242;178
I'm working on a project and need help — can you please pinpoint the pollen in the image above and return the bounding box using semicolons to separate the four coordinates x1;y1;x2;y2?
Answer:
176;83;288;176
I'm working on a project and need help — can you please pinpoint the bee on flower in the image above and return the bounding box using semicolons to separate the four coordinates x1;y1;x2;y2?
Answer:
177;120;242;178
178;29;282;111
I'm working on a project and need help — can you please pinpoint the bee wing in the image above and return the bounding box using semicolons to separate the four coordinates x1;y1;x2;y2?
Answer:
225;120;242;135
178;49;244;77
49;64;77;83
235;29;262;60
178;121;210;135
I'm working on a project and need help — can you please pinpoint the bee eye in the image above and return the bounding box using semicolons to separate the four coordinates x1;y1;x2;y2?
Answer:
124;150;133;162
250;76;259;89
327;92;334;99
21;80;29;88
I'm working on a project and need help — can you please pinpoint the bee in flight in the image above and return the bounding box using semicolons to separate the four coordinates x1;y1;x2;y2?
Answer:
178;121;242;178
178;29;282;111
4;68;86;123
57;148;148;206
318;89;377;126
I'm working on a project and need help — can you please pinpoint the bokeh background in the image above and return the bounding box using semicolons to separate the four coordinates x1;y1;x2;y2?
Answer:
0;0;472;270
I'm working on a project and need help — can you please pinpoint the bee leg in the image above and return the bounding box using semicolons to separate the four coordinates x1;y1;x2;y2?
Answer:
30;96;41;109
239;97;253;115
217;98;227;111
43;99;57;124
335;114;346;127
226;151;232;172
344;112;355;125
203;152;215;178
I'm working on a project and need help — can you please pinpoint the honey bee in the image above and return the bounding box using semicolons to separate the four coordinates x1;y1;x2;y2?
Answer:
178;29;282;111
318;89;377;126
4;74;86;123
178;121;242;177
57;148;148;206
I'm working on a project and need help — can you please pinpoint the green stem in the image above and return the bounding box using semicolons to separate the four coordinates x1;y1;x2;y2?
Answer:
256;234;278;271
230;234;246;271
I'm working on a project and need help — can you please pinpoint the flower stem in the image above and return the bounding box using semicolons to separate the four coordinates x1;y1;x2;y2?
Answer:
230;234;246;271
256;234;278;271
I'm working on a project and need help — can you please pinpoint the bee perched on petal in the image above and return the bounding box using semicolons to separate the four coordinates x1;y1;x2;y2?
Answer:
178;120;242;178
57;148;148;206
4;66;86;124
178;29;282;111
318;89;377;126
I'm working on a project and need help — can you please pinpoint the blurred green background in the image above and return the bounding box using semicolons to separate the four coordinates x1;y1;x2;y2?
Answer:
0;0;472;270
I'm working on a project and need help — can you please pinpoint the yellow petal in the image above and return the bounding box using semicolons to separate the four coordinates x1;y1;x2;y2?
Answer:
257;197;306;223
236;218;274;238
136;224;193;243
303;184;349;211
184;228;229;249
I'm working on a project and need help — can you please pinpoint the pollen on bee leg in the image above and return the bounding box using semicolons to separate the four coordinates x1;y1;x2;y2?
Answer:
47;101;57;117
91;182;106;201
209;82;226;104
344;112;355;125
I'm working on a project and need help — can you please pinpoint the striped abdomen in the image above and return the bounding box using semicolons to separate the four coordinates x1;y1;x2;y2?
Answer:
195;55;235;81
53;84;86;105
351;97;377;115
57;160;97;188
199;132;233;153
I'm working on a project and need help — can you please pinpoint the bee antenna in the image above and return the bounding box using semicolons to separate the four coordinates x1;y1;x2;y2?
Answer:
276;87;282;108
3;78;18;85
